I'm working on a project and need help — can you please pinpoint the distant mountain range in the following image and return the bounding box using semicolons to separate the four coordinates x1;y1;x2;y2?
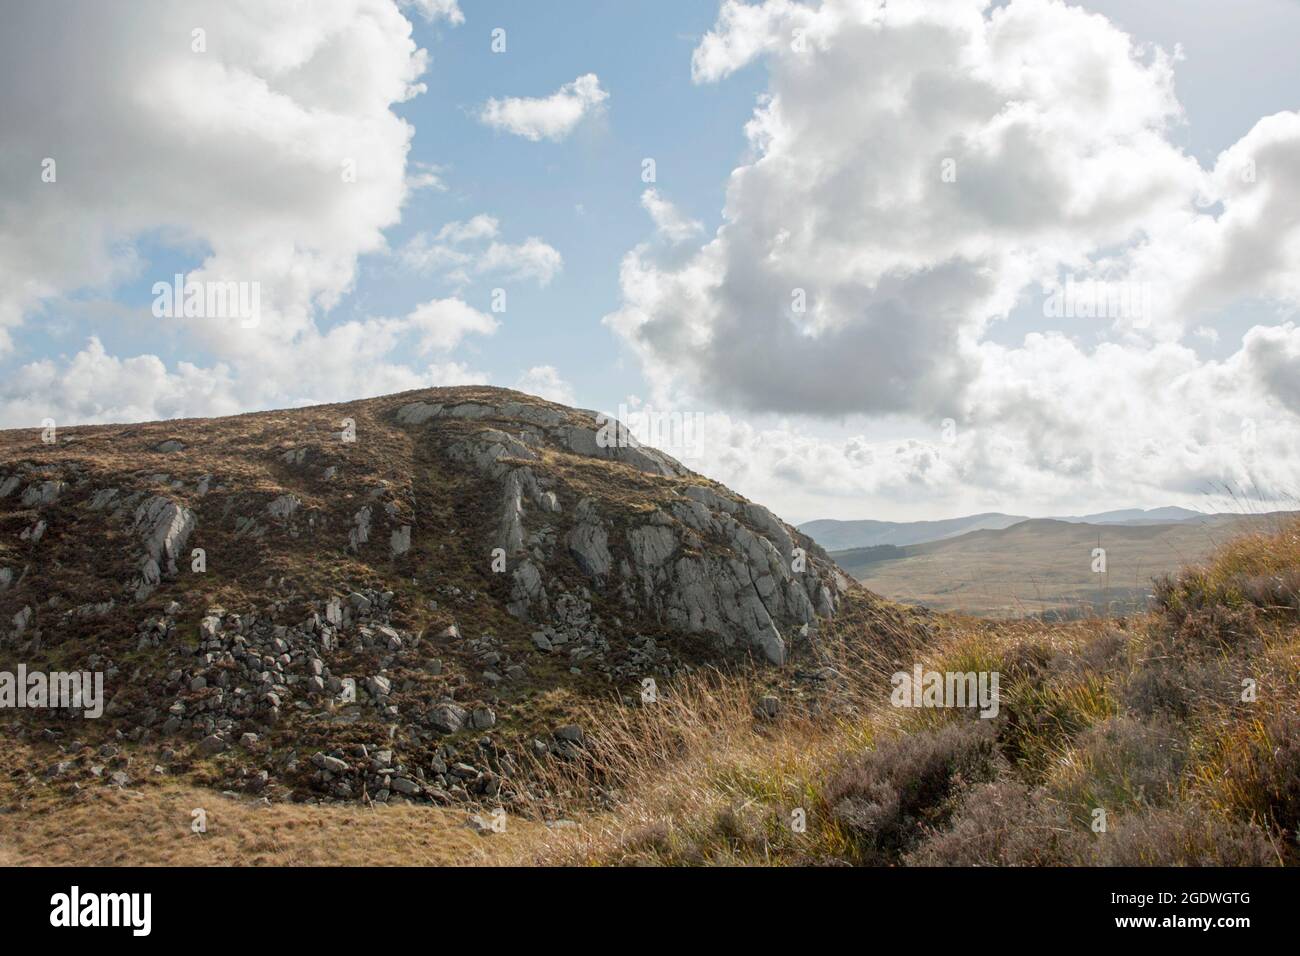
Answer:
799;507;1207;551
821;511;1296;619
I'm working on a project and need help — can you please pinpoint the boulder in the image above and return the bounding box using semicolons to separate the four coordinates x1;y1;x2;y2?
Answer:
428;703;468;735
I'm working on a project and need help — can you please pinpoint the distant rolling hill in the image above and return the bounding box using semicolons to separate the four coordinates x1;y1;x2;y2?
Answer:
830;513;1296;618
799;506;1207;552
799;513;1029;550
1053;506;1208;526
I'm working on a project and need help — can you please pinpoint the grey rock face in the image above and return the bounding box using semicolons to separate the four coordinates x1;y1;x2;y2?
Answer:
395;401;443;425
130;496;196;601
447;429;538;480
348;507;371;552
497;468;553;555
88;488;120;510
604;493;844;664
557;419;684;478
682;485;738;514
628;523;677;569
500;488;526;557
265;494;301;519
444;402;499;421
567;503;611;578
429;702;468;735
21;480;66;507
507;560;547;620
387;392;846;662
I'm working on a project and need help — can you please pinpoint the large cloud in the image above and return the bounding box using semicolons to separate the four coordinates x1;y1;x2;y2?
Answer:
618;323;1294;522
0;0;506;425
604;0;1300;516
608;0;1215;416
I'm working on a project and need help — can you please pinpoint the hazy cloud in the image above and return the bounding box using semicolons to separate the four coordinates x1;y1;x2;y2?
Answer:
398;216;563;286
514;365;576;405
399;0;463;25
641;189;704;242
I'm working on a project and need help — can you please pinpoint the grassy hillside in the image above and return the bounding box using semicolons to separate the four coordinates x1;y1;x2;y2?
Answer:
5;518;1299;866
835;514;1293;618
491;517;1300;865
0;385;855;837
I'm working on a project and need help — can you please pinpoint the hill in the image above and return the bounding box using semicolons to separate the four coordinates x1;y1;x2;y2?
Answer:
7;510;1297;867
1057;506;1206;525
0;386;877;812
799;513;1028;550
799;506;1210;552
833;514;1294;617
4;389;1298;869
487;516;1300;866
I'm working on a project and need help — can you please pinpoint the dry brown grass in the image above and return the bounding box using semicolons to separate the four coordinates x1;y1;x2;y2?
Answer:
488;606;952;865
500;679;866;865
5;511;1298;866
490;524;1300;866
0;781;536;866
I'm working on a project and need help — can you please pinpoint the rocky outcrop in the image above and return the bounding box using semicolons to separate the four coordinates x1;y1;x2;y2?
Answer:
266;494;300;520
558;419;685;478
349;507;371;552
21;480;66;507
567;499;612;578
498;467;559;556
0;385;873;811
612;495;844;665
390;392;846;663
446;429;539;480
130;496;196;601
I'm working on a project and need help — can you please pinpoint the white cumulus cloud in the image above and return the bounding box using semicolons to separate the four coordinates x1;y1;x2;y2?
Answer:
478;73;609;142
601;0;1300;517
0;1;530;426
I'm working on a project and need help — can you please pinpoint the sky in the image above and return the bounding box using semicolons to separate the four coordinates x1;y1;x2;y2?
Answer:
1;0;1299;525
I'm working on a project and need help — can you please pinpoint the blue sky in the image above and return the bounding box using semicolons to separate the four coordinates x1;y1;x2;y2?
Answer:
33;0;769;414
377;0;765;409
3;0;1300;524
